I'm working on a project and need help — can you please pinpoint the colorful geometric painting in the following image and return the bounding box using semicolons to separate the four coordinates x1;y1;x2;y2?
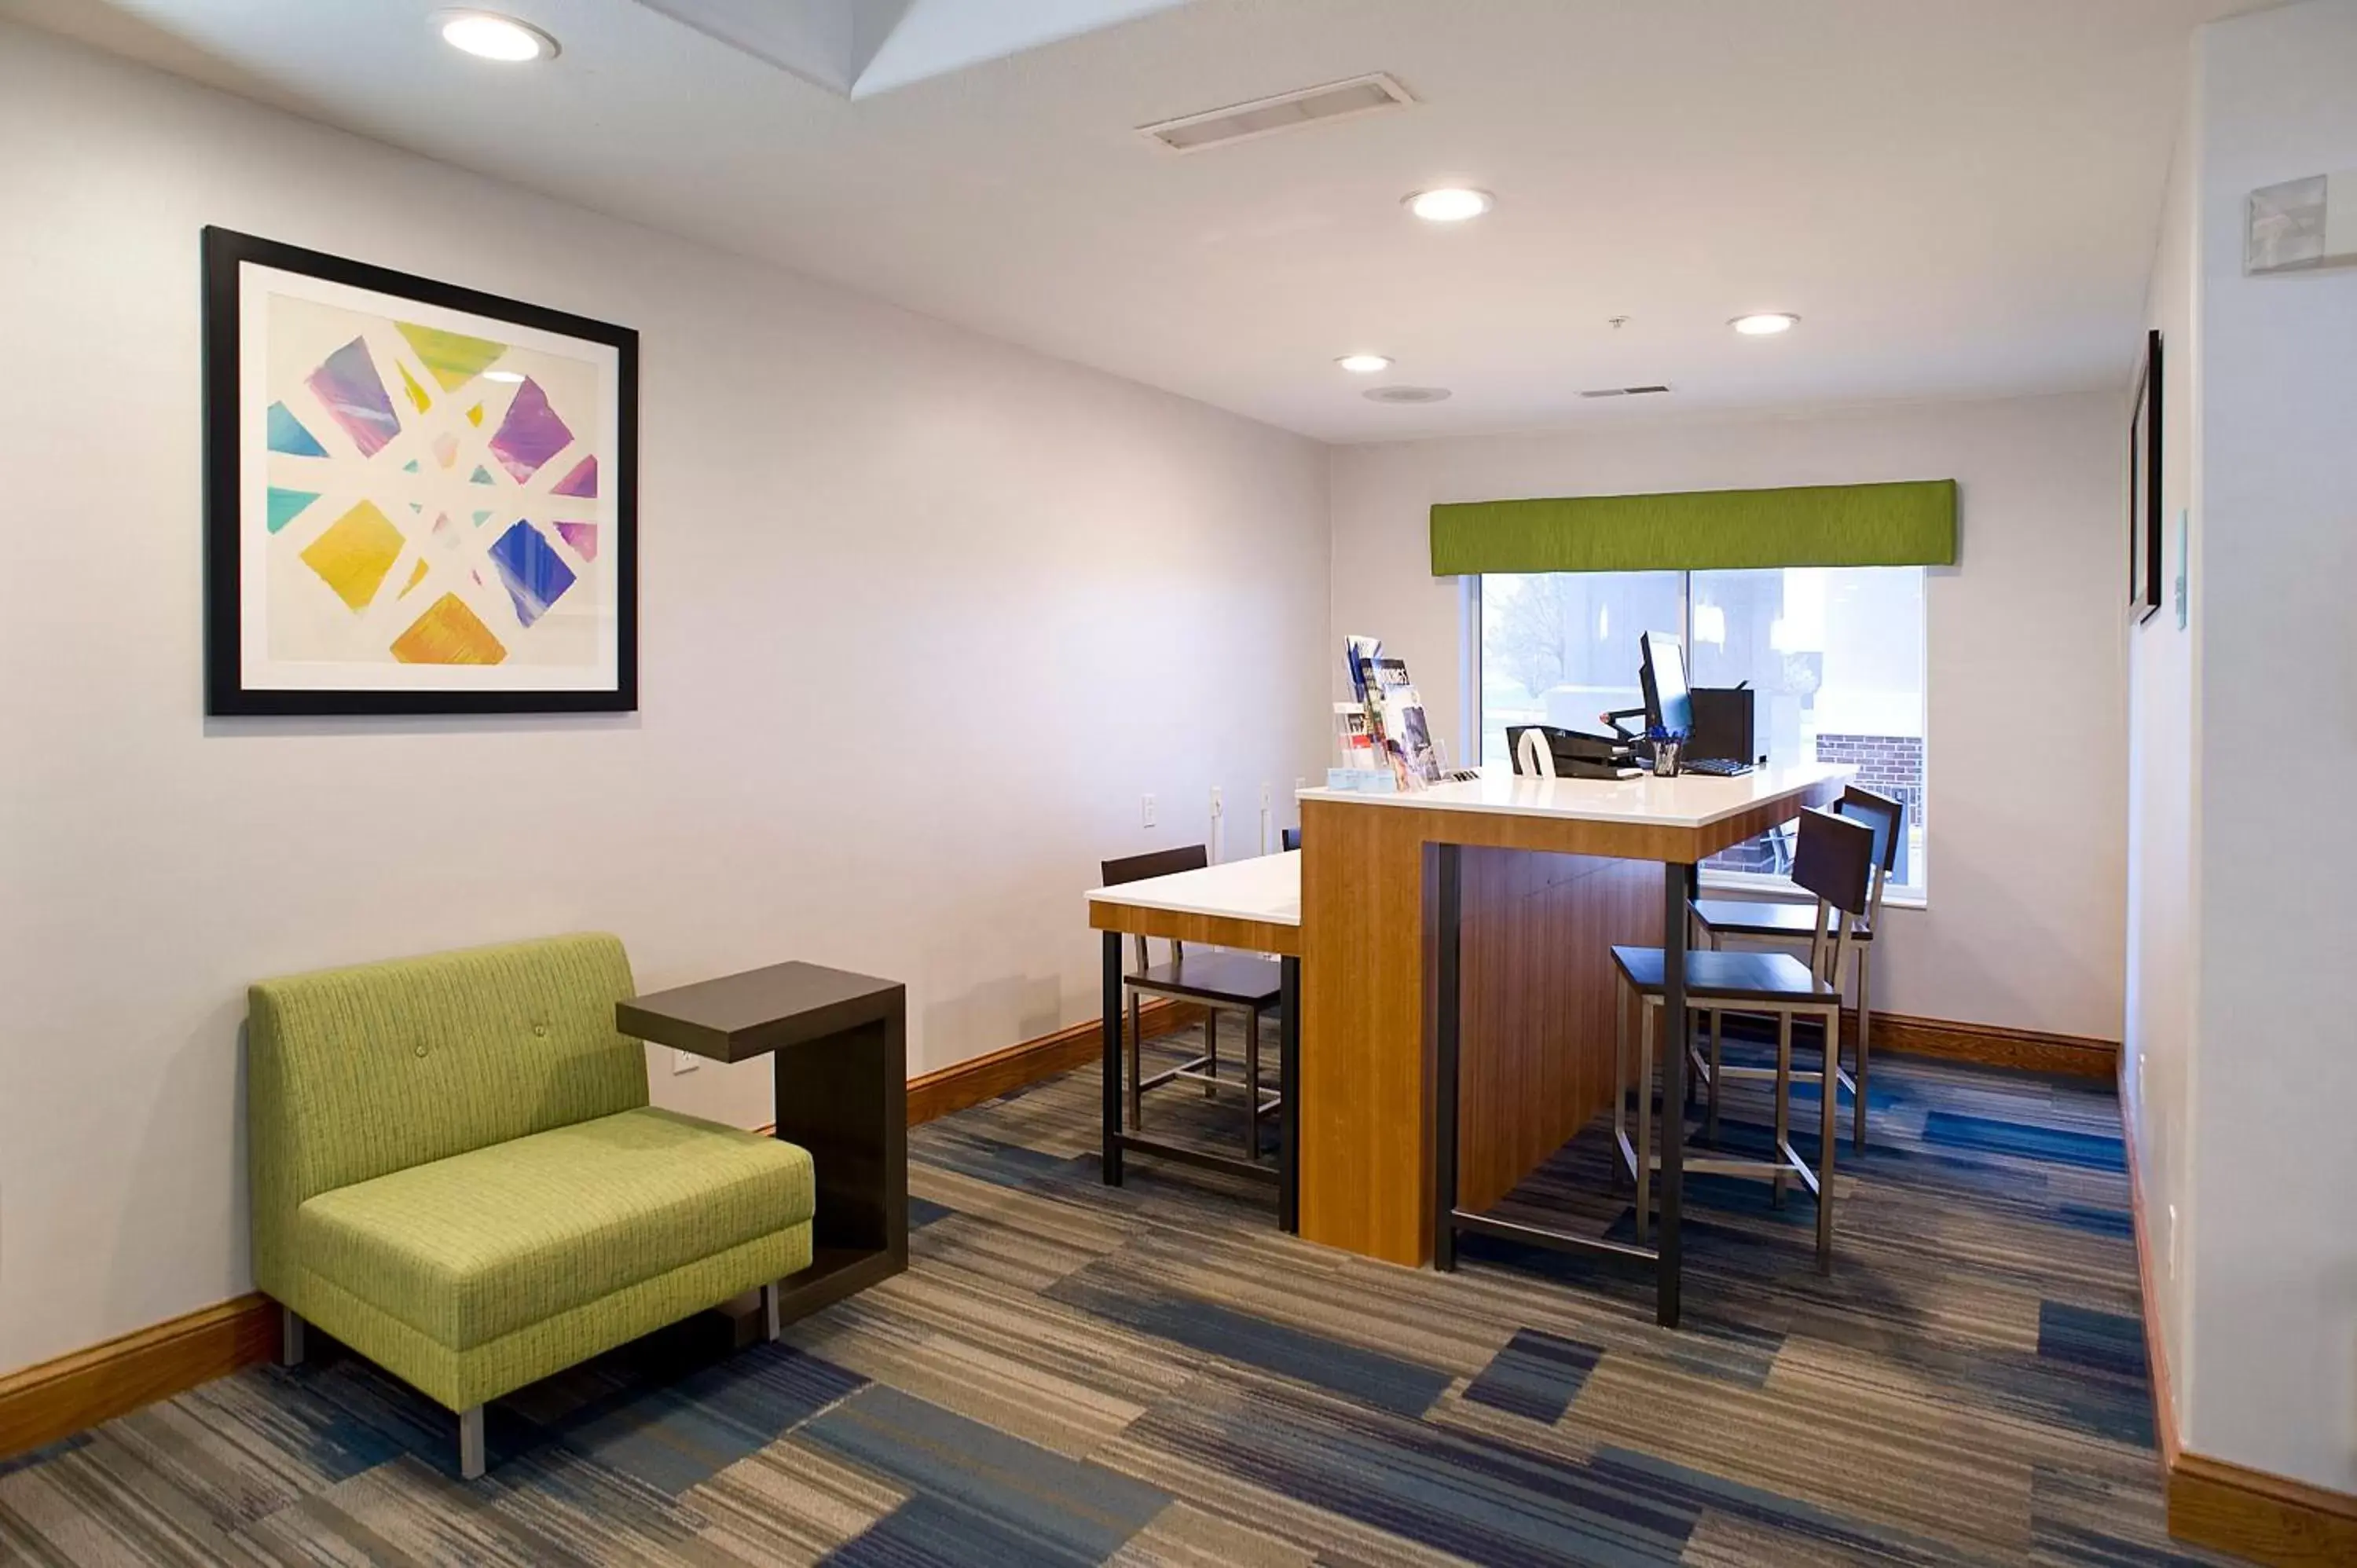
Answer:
203;227;636;715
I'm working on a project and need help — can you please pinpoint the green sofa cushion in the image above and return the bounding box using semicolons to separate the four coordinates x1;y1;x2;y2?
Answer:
295;1107;816;1350
294;1225;812;1413
250;934;648;1209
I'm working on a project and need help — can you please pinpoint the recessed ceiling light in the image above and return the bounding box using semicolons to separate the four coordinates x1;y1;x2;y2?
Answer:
1364;385;1451;404
482;368;526;383
1404;188;1493;223
1336;354;1392;374
1730;312;1799;336
436;10;559;63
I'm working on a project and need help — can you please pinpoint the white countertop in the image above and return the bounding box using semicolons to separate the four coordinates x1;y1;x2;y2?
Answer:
1296;762;1856;830
1087;849;1301;927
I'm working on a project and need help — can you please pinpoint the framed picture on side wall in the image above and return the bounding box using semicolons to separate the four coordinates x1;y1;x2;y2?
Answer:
202;227;638;714
2128;328;2163;624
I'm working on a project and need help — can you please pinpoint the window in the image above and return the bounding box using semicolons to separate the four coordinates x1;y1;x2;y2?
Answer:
1478;567;1927;895
1477;572;1683;767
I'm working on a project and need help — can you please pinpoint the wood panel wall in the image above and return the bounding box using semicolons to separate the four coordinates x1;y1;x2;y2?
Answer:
1455;848;1660;1214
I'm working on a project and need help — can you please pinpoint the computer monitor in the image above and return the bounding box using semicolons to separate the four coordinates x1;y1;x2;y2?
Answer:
1640;632;1692;736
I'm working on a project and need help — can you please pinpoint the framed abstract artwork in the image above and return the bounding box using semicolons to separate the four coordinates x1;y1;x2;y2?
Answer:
2128;328;2163;625
203;227;637;714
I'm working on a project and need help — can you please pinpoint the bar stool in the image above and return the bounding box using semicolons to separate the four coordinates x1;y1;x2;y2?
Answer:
1100;846;1285;1163
1690;786;1904;1150
1611;807;1876;1270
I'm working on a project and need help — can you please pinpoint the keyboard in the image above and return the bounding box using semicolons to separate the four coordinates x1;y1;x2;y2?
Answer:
1680;757;1754;777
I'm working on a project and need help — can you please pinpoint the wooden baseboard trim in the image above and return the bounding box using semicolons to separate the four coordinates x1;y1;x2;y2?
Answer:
2170;1452;2357;1566
0;1291;279;1463
1863;1009;2117;1079
2121;1057;2357;1564
904;997;1202;1127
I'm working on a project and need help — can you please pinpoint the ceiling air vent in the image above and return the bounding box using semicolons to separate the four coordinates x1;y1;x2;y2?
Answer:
1139;73;1413;153
1364;385;1451;405
1579;384;1674;399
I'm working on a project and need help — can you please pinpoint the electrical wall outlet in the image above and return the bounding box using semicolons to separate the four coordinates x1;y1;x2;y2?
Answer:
673;1049;700;1075
1141;793;1157;828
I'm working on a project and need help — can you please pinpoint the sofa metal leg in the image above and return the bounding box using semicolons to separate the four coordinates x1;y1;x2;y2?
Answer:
459;1406;486;1481
762;1280;783;1343
280;1309;305;1368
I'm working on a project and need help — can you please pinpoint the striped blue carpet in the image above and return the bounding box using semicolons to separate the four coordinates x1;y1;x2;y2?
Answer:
0;1037;2224;1566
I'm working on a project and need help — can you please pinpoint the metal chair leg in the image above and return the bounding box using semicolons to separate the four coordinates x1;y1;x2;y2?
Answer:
1817;1007;1838;1272
1611;976;1629;1190
1636;1000;1655;1243
280;1308;305;1368
1697;933;1724;1123
1706;1009;1724;1143
1681;1002;1697;1110
1125;990;1144;1127
1204;1012;1219;1097
1854;951;1872;1152
1772;1011;1792;1209
1244;1006;1263;1161
459;1405;486;1481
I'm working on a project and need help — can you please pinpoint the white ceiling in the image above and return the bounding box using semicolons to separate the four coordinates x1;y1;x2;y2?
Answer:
5;0;2259;440
628;0;1191;100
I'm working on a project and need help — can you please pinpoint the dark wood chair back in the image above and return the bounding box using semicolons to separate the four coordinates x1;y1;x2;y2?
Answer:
1792;808;1875;989
1835;786;1904;875
1102;844;1211;971
1835;786;1906;932
1102;844;1210;888
1792;808;1875;918
1281;827;1301;852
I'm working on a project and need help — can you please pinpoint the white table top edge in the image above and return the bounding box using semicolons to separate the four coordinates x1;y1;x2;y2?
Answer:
1295;761;1857;830
1087;849;1302;927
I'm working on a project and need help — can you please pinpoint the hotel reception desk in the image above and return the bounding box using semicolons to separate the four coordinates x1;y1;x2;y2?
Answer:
1095;763;1849;1328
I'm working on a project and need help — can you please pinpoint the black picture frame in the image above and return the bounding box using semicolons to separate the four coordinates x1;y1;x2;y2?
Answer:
202;226;639;715
2128;328;2163;625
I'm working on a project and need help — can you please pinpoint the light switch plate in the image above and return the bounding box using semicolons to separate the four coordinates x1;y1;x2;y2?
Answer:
2174;509;2189;630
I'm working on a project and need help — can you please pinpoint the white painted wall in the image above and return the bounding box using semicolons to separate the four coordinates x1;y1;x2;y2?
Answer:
2180;0;2357;1495
2124;82;2202;1454
1330;394;2129;1041
0;24;1330;1376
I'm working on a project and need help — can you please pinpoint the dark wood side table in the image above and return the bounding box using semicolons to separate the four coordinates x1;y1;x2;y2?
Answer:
618;961;907;1337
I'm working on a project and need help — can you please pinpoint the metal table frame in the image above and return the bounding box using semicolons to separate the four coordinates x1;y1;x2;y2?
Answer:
1099;938;1300;1232
1430;849;1694;1326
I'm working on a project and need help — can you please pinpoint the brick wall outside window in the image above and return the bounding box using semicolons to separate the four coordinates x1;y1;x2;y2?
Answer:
1812;734;1925;827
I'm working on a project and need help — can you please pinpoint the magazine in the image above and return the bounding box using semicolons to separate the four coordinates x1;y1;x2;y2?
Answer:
1332;702;1378;768
1341;634;1443;788
1382;681;1442;786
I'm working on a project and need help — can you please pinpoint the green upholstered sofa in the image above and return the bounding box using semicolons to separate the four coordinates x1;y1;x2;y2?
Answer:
247;933;815;1478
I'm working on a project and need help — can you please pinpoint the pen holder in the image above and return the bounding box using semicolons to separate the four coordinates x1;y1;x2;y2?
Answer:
1651;739;1682;778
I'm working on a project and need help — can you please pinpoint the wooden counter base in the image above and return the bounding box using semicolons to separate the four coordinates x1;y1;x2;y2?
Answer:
1298;774;1842;1267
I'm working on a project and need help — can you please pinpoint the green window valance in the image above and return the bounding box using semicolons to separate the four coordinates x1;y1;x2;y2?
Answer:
1429;478;1957;576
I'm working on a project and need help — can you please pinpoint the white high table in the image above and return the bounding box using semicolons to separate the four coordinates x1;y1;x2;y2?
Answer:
1081;764;1852;1326
1086;851;1303;1228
